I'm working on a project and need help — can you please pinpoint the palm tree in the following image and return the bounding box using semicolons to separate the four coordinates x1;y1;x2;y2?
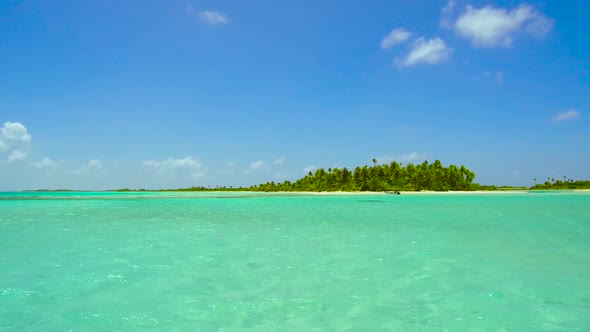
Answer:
460;165;475;190
372;158;377;166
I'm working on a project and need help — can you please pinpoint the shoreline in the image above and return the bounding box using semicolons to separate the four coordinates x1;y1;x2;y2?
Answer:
267;190;529;196
245;189;590;196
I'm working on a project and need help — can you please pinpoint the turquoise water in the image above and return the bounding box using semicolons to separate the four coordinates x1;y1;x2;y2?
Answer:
1;191;589;331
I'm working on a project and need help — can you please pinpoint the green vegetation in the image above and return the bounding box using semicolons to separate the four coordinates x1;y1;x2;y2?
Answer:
251;160;475;192
530;176;590;190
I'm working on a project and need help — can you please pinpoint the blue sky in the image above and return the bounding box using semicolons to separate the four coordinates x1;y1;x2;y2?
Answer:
1;0;588;190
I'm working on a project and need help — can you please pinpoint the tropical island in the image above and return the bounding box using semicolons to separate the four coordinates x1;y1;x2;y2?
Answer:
529;177;590;190
113;159;590;193
251;160;476;192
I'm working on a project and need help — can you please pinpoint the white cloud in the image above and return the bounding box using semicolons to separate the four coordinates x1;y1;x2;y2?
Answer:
378;152;428;164
73;159;104;175
88;159;103;169
217;162;236;177
1;122;31;143
142;156;202;171
272;157;286;165
397;37;452;67
1;122;32;162
34;157;57;169
552;110;580;122
440;0;456;28
140;157;207;183
303;165;317;174
455;5;553;47
524;13;553;38
198;10;230;25
7;150;26;163
243;160;270;174
381;28;412;49
399;152;428;163
187;4;229;25
249;160;266;170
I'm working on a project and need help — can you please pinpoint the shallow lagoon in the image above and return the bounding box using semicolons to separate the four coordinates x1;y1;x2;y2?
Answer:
1;191;589;330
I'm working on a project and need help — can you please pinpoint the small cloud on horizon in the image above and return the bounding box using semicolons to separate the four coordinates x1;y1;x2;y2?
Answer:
244;160;270;174
249;160;266;170
272;157;286;165
377;152;429;164
552;110;580;122
34;157;58;169
72;159;105;176
88;159;103;168
141;156;206;180
142;156;202;170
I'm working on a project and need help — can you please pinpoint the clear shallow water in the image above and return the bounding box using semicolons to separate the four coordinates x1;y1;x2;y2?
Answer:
1;192;589;331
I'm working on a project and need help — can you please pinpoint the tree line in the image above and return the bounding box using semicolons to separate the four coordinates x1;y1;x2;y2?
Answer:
250;160;476;192
530;176;590;190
